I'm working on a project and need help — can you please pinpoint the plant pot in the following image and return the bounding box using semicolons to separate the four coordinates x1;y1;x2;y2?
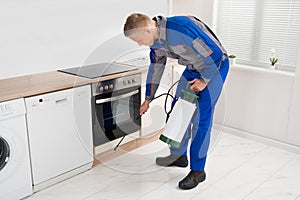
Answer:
229;58;236;66
270;64;277;70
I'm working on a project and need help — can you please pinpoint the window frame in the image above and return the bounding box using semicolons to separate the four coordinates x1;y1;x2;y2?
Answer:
215;0;300;72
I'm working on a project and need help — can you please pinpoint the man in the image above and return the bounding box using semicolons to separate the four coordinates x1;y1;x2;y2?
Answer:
123;13;229;190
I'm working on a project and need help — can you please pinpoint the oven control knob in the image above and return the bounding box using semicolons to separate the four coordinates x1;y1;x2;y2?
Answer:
127;80;131;84
99;86;103;92
104;85;109;90
132;79;135;83
109;84;114;89
123;80;127;85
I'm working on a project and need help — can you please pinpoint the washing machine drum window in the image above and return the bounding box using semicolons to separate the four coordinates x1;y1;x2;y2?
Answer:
0;137;10;171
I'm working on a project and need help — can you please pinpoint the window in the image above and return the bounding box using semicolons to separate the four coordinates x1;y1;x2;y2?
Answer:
216;0;300;71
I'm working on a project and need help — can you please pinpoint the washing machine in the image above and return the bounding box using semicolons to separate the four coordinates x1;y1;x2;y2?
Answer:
0;98;33;200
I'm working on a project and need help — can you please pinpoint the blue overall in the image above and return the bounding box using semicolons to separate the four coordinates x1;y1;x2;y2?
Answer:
170;58;229;171
145;16;229;171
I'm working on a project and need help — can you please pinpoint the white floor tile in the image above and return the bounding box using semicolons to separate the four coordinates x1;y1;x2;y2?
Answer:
212;165;274;199
25;131;300;200
141;169;208;200
25;165;129;200
101;140;170;174
244;146;296;172
244;155;300;200
190;184;240;200
205;135;269;184
86;168;180;200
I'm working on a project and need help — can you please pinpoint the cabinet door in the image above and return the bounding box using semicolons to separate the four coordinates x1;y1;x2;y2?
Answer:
141;65;173;136
286;64;300;147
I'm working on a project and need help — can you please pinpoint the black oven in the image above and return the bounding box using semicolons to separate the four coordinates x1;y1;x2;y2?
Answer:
91;74;141;146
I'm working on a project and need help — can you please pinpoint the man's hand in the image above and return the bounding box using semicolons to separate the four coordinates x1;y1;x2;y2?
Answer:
140;100;150;115
189;78;207;92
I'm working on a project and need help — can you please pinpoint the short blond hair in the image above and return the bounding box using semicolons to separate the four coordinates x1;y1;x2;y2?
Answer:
123;13;151;37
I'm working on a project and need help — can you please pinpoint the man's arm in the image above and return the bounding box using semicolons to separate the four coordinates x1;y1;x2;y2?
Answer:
145;48;167;101
140;48;167;115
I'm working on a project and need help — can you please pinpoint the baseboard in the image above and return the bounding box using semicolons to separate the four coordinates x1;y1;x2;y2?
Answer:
219;124;300;154
94;130;162;165
33;162;93;193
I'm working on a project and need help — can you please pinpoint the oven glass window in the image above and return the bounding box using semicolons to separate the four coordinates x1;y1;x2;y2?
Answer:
0;137;10;171
103;96;133;131
112;98;130;125
94;88;141;145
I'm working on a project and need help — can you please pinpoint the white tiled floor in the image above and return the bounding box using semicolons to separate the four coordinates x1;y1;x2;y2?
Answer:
25;132;300;200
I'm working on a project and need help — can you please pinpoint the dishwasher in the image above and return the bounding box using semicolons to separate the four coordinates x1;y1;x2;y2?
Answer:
25;85;93;192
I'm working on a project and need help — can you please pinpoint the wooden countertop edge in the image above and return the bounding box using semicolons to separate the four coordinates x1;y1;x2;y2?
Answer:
0;59;181;103
0;66;148;102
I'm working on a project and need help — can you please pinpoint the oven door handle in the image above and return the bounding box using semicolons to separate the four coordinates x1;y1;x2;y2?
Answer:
95;89;139;104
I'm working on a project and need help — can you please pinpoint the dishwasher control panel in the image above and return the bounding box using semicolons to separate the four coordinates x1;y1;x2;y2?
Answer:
25;86;90;113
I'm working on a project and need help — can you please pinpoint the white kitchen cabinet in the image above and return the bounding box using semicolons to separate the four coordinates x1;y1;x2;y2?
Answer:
286;56;300;147
217;66;294;143
141;64;173;137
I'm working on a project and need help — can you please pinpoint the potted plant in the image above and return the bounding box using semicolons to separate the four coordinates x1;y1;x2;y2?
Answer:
229;54;236;66
269;48;278;70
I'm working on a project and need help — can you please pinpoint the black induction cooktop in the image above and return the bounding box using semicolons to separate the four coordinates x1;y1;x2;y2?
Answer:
58;63;138;79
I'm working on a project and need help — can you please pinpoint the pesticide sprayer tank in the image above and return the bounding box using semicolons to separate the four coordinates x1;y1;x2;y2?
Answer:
159;98;196;147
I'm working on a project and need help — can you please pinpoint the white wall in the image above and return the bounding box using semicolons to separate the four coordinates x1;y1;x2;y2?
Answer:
173;0;215;26
0;0;169;79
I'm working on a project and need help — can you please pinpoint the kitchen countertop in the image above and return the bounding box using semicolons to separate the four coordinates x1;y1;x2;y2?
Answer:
0;63;148;103
0;57;183;103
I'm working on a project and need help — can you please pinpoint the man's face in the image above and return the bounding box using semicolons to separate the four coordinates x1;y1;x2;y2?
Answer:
128;29;155;46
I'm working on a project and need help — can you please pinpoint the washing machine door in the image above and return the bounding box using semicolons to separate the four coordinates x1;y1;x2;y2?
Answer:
0;137;10;171
0;117;33;200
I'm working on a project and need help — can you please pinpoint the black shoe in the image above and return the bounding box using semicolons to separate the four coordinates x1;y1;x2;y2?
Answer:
155;155;188;167
178;170;206;190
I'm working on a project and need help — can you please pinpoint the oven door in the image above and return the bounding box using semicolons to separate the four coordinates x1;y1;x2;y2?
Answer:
92;87;141;146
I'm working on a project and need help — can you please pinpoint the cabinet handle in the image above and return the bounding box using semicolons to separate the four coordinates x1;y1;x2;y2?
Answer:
96;90;139;104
